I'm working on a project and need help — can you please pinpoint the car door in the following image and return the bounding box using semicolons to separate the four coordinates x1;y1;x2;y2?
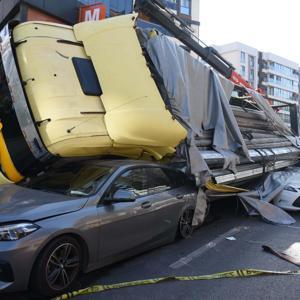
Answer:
97;167;156;263
142;167;192;242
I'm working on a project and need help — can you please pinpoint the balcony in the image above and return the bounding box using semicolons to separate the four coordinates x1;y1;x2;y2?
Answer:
261;68;299;81
267;94;298;105
261;81;299;93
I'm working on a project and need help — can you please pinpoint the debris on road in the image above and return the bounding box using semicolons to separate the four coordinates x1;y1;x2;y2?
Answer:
263;243;300;266
238;170;300;225
273;167;300;212
226;236;237;241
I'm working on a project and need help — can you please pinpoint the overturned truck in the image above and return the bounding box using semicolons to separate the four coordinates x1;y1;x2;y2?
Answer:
0;0;299;189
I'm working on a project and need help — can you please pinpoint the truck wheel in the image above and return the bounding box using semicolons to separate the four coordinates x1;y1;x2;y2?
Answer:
31;236;82;297
178;208;194;239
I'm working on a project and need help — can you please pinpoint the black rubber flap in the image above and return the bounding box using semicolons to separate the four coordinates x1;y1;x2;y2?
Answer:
72;57;103;96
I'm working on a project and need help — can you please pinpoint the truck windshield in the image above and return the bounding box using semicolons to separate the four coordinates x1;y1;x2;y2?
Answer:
20;162;114;197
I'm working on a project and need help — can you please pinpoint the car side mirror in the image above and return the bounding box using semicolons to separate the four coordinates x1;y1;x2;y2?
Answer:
106;190;137;203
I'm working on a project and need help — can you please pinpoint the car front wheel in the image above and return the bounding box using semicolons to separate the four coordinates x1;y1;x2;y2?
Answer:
178;208;194;239
31;236;82;297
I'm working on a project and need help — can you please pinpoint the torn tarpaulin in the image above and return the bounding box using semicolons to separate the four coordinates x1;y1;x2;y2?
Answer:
248;89;300;148
192;188;208;227
239;191;295;225
238;170;297;225
145;31;251;184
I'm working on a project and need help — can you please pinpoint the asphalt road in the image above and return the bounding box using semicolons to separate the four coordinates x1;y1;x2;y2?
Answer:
5;197;300;300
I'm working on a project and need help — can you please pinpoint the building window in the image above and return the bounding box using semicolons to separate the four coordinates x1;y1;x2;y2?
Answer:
79;0;133;17
180;0;191;15
268;61;297;78
249;55;255;68
164;0;177;11
280;113;290;124
80;0;99;3
270;87;293;100
276;76;281;84
162;0;192;16
249;69;255;81
240;51;246;63
240;65;246;77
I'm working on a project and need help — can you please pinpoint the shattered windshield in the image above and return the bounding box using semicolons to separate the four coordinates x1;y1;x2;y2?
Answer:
20;162;114;197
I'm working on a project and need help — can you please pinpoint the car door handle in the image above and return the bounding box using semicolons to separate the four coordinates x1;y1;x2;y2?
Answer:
176;194;184;199
141;201;152;209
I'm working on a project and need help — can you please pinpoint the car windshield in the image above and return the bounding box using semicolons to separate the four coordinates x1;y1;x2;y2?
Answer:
20;162;114;197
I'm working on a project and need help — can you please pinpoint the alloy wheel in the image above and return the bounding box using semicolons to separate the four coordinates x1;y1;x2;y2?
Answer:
179;209;193;238
46;242;80;291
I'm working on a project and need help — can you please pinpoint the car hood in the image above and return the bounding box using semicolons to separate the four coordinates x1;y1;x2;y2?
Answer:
0;184;88;223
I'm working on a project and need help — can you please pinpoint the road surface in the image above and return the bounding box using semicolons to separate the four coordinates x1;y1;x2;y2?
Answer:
5;197;300;300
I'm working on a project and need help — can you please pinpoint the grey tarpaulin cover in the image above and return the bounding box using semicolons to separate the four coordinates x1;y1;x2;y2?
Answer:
248;89;300;147
192;188;207;226
145;32;251;184
238;170;297;225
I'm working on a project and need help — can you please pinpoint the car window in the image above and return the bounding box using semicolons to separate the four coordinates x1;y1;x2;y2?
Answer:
144;168;172;195
106;168;148;198
106;167;173;200
163;169;188;188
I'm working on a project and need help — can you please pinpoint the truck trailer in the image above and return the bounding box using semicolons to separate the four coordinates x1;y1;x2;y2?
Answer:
0;0;299;187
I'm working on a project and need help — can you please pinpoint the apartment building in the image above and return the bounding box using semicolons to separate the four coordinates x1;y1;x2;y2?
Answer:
160;0;200;37
214;42;259;89
259;52;299;124
216;41;300;125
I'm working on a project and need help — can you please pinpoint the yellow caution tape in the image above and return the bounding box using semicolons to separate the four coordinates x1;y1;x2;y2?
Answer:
205;181;248;193
53;268;300;300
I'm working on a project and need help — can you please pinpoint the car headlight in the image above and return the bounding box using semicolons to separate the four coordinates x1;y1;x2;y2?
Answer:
0;223;40;241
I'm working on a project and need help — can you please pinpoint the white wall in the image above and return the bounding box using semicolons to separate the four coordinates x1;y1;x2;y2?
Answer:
215;42;259;89
191;0;200;38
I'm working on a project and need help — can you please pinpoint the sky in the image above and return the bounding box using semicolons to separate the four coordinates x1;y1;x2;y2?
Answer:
199;0;300;64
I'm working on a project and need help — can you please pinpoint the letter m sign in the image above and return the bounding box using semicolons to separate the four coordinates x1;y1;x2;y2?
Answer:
79;3;106;22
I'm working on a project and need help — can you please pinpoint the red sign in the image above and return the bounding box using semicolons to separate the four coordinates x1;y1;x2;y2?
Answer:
79;3;106;22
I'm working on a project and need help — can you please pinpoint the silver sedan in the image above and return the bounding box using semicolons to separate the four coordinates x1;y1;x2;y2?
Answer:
0;160;197;297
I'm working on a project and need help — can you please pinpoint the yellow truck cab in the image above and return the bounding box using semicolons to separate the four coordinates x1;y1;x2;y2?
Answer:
0;14;186;183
